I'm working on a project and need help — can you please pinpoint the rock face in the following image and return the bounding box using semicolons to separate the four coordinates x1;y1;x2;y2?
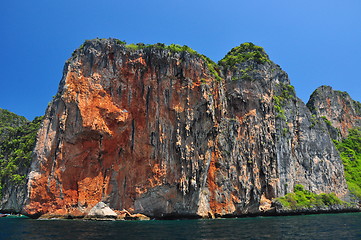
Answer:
22;39;349;218
85;202;117;220
0;183;26;213
307;85;361;139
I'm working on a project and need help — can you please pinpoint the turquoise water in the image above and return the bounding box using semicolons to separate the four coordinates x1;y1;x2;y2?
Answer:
1;213;361;240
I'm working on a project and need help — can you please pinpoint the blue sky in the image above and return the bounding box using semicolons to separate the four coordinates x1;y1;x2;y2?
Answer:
1;0;360;120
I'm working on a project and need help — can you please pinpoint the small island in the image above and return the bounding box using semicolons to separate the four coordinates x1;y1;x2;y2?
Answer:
0;39;360;219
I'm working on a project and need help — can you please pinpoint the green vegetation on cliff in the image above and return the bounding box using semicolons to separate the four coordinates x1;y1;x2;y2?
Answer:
0;109;43;197
218;42;271;82
334;128;361;199
124;42;222;82
0;109;28;130
77;39;223;82
273;83;295;120
320;116;332;126
274;184;346;210
219;42;271;68
125;42;197;54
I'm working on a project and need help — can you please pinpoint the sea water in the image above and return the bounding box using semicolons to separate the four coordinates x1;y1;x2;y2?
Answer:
1;212;361;240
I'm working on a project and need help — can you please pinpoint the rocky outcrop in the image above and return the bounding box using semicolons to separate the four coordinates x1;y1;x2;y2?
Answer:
0;183;27;213
116;209;150;220
307;85;361;139
22;39;349;218
273;203;360;215
85;202;117;220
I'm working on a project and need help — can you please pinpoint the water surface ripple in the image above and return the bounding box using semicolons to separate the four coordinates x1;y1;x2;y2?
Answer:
1;212;361;239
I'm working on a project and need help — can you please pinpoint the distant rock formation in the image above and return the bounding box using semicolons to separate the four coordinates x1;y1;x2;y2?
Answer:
307;85;361;139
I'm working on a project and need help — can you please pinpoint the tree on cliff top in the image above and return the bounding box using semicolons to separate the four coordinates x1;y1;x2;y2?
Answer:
218;42;271;68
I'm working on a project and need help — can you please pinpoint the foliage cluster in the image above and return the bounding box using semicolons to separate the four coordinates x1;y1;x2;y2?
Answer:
334;128;361;199
230;67;255;81
115;39;127;45
219;43;271;82
124;42;196;55
0;110;43;198
0;109;28;127
320;116;332;126
309;114;320;128
275;184;346;210
218;42;271;68
273;83;295;120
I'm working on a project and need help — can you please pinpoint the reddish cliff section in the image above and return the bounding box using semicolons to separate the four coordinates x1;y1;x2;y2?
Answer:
307;85;361;139
24;40;223;218
23;39;348;218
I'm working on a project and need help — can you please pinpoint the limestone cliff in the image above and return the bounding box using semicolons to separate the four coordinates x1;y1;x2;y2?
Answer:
213;44;347;214
0;109;42;213
307;85;361;139
22;39;348;218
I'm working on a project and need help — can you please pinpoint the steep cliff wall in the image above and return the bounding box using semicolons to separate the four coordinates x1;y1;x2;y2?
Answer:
24;39;224;218
23;39;349;218
307;85;361;201
307;85;361;139
211;44;347;215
